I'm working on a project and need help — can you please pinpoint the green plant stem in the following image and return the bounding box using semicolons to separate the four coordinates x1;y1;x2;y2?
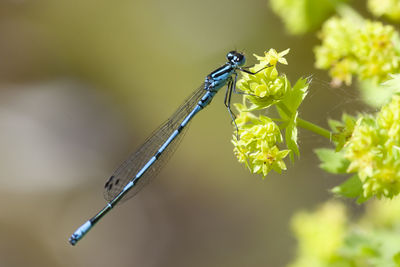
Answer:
297;118;332;140
277;102;332;141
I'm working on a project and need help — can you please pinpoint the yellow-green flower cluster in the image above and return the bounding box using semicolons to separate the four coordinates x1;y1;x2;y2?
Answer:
345;95;400;199
237;49;289;110
270;0;348;35
231;49;297;177
368;0;400;21
315;16;400;86
232;49;309;178
289;199;400;267
232;112;289;177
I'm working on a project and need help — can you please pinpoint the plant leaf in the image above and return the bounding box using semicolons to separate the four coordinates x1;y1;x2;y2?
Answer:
280;77;309;115
276;78;309;160
332;175;367;203
315;148;349;174
286;112;299;161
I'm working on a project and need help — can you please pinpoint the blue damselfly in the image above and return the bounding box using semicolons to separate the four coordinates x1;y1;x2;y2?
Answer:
69;51;264;245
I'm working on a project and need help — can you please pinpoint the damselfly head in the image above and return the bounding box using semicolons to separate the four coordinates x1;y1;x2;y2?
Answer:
227;51;245;66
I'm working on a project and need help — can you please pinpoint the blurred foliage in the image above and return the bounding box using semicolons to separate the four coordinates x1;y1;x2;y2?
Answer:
269;0;349;35
289;199;400;267
368;0;400;21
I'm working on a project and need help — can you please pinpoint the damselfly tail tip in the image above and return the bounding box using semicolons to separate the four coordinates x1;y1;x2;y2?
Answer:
69;235;78;246
68;220;92;246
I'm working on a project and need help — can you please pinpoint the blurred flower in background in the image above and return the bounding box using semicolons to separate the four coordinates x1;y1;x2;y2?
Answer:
289;199;400;267
269;0;349;35
368;0;400;21
315;17;400;87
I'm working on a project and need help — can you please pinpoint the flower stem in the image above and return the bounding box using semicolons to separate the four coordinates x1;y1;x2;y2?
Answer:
277;102;332;141
297;118;332;141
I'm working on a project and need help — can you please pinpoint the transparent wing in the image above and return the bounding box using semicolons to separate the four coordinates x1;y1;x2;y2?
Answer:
103;84;206;203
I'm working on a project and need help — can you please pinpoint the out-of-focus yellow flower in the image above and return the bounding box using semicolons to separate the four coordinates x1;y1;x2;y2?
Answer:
315;17;400;86
368;0;400;21
289;201;347;266
289;199;400;266
270;0;349;35
363;197;400;228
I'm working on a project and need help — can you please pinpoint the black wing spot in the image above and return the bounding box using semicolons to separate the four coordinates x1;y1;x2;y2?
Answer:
108;183;113;191
115;179;120;185
105;175;115;189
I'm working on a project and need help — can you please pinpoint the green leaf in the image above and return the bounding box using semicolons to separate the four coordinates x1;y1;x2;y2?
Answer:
315;148;349;174
360;79;396;108
286;112;299;161
280;77;309;115
360;75;400;108
285;112;300;162
332;175;365;202
275;78;309;160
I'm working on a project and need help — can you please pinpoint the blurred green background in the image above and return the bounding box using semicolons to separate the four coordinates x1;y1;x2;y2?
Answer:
0;0;364;266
